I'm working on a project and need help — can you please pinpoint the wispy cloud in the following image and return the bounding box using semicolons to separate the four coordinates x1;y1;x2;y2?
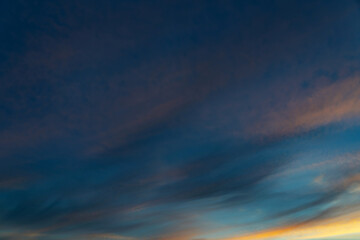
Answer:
0;1;359;240
223;210;360;240
252;74;360;137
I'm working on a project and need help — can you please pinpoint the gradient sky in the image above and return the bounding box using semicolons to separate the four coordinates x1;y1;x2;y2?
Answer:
1;1;360;240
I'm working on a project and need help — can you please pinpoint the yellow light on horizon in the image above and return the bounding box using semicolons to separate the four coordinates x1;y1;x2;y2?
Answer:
224;211;360;240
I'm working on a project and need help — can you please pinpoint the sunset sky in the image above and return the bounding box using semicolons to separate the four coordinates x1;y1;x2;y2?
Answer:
1;1;360;240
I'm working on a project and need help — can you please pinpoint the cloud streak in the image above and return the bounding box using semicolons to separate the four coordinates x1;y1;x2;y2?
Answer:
0;0;360;240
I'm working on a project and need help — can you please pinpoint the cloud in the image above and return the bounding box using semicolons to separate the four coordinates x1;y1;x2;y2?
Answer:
252;74;360;137
222;209;360;240
0;1;359;240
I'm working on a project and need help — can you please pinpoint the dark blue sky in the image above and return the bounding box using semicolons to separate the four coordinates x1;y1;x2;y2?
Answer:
1;1;360;239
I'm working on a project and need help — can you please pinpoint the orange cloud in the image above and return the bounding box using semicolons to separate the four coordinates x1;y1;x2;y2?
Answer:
252;74;360;137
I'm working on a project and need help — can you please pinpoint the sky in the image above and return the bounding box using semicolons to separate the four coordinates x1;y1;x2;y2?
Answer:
0;0;360;239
